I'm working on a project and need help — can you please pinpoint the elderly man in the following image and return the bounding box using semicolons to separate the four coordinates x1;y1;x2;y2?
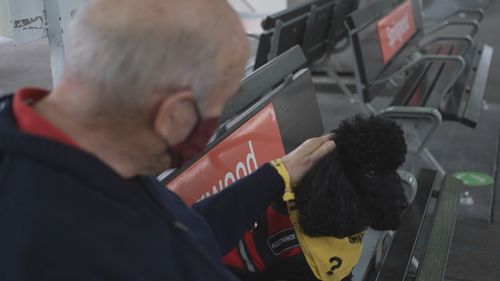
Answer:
0;0;334;280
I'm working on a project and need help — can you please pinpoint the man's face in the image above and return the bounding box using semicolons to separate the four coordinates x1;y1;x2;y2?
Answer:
151;34;249;173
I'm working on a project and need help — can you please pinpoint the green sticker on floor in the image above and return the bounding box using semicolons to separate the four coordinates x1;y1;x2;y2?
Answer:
452;171;494;187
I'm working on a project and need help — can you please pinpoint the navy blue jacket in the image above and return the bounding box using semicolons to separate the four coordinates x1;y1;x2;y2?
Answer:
0;96;284;280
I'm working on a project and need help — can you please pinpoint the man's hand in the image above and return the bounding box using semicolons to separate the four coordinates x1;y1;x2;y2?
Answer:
281;135;335;185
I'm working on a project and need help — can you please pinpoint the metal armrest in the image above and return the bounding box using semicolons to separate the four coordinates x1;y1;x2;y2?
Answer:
379;107;445;176
370;55;466;98
424;19;480;38
378;106;442;154
351;230;389;281
418;35;474;56
398;169;418;205
443;8;485;23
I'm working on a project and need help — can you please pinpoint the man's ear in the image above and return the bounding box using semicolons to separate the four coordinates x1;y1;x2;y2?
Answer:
153;90;197;145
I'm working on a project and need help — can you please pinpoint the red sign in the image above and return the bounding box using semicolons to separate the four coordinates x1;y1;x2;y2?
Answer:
166;104;286;205
377;1;416;64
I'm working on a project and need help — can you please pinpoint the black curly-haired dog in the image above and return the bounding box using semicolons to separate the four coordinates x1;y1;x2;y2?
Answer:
224;115;408;281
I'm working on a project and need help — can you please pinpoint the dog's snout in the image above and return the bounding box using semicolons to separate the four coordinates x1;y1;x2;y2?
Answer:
396;200;409;211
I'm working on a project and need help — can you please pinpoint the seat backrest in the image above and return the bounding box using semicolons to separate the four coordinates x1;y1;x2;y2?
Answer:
254;0;335;69
326;0;360;52
162;47;324;205
346;0;425;102
221;46;307;124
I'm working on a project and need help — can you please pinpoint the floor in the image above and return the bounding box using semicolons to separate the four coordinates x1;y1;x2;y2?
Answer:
0;1;499;280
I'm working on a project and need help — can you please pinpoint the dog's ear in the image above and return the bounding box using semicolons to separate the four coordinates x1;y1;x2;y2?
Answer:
295;152;368;237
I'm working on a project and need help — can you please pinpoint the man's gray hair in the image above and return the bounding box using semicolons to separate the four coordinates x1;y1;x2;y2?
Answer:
65;4;219;112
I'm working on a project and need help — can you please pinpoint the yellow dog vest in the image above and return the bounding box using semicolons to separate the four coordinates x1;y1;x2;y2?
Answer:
288;205;363;281
270;158;363;280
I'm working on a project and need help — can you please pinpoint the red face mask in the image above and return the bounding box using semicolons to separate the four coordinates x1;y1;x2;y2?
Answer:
168;103;220;168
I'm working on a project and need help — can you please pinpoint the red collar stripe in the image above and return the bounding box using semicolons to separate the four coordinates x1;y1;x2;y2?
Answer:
13;88;79;148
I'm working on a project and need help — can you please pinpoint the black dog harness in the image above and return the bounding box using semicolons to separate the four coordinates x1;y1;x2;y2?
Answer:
224;203;363;281
224;204;301;272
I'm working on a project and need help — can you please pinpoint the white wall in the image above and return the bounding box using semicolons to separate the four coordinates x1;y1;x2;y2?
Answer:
0;0;12;38
7;0;46;45
227;0;287;14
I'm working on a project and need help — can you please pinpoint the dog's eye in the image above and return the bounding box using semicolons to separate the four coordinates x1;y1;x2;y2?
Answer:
365;170;376;177
361;168;379;179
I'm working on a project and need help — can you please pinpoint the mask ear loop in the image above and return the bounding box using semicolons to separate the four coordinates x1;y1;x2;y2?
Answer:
165;99;203;168
165;141;179;168
191;99;203;123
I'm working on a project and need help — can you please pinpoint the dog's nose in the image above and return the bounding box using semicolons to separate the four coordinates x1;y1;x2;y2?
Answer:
396;200;409;211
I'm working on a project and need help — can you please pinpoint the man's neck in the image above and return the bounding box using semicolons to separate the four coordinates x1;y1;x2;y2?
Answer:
32;84;155;178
